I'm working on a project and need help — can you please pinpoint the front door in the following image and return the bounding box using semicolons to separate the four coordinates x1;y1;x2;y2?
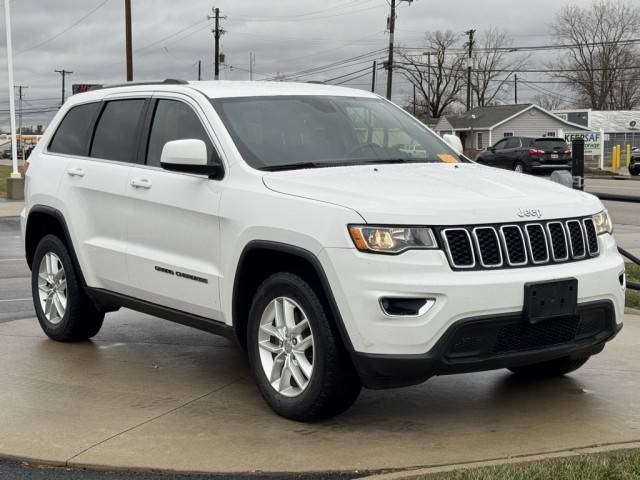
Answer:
124;95;224;320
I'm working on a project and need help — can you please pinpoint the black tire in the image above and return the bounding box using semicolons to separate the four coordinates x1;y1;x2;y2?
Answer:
508;355;590;378
247;272;362;421
31;234;104;342
630;167;639;176
514;161;526;173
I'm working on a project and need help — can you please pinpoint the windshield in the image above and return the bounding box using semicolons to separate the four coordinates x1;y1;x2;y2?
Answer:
211;95;464;171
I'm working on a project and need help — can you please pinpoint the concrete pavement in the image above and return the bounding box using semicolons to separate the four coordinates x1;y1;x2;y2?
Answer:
0;310;638;475
0;199;23;218
0;178;638;476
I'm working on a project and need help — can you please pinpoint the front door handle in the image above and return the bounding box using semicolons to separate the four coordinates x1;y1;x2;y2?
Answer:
66;167;85;178
130;178;152;190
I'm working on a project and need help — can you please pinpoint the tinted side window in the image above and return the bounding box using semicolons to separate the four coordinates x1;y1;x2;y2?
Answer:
506;138;520;149
90;99;146;163
146;100;213;167
49;102;100;155
494;139;507;150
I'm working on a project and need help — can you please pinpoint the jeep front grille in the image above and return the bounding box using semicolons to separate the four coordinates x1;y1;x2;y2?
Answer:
440;217;599;271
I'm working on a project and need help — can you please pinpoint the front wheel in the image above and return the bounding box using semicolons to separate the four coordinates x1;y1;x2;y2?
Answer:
247;272;362;421
508;355;590;378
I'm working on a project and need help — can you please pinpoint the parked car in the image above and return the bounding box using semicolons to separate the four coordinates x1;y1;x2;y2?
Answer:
398;144;427;158
22;80;624;421
0;141;12;159
630;147;639;176
475;136;572;174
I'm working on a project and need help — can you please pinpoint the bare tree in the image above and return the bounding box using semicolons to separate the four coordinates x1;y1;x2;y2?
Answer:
532;93;565;111
397;31;466;119
472;28;529;106
550;0;640;110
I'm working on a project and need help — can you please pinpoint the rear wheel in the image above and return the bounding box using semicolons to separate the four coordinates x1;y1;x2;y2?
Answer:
508;355;590;378
247;272;361;421
514;161;525;173
31;234;104;342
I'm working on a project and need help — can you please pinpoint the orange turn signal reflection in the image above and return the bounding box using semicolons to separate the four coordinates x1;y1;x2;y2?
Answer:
348;226;368;250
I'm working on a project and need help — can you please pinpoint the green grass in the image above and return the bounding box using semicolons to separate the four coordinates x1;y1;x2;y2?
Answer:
626;262;640;310
0;165;11;197
412;449;640;480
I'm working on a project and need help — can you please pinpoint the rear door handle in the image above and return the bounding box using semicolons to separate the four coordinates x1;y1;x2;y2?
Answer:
130;178;152;190
66;167;85;178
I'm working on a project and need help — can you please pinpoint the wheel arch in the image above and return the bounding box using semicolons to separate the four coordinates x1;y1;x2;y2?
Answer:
25;206;87;287
231;240;354;353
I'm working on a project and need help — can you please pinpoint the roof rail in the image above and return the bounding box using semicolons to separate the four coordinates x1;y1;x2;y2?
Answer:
97;79;189;91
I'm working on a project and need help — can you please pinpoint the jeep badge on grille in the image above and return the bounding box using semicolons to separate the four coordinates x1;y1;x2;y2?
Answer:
517;208;543;219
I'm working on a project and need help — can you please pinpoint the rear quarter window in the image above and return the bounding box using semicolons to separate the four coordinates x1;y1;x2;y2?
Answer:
48;102;100;156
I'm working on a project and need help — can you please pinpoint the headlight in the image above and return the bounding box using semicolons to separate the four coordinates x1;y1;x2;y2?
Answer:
348;225;438;254
593;210;613;235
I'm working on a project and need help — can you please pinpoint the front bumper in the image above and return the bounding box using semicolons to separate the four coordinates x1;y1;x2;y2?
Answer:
320;233;625;356
352;300;620;388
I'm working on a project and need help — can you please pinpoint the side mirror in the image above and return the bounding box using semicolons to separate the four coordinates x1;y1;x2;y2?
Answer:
443;134;463;154
160;139;223;178
489;147;496;153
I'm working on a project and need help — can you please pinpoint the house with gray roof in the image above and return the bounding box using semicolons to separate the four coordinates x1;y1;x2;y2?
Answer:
435;104;590;154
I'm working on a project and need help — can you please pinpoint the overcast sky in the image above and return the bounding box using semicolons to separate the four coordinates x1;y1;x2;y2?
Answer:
0;0;594;130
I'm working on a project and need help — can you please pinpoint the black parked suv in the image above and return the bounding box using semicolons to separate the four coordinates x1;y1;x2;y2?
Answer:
475;137;572;174
630;147;639;176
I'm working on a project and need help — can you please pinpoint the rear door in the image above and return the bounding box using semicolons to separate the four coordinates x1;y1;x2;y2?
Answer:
501;137;522;168
487;139;509;168
55;96;149;292
124;93;225;320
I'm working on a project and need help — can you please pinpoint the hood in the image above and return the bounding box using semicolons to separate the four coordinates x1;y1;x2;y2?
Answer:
262;163;603;225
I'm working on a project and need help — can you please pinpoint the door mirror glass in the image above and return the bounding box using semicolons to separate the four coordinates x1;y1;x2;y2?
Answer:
442;134;463;154
160;139;222;177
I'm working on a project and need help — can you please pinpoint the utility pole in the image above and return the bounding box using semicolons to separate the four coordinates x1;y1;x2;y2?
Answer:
385;0;413;100
514;74;518;104
15;85;27;156
465;29;476;111
125;0;133;81
208;7;225;80
4;0;20;179
55;69;73;106
426;51;431;120
198;60;202;80
413;84;416;115
371;60;377;93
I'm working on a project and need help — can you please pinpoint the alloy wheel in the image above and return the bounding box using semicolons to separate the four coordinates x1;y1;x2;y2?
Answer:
257;296;315;397
37;252;67;324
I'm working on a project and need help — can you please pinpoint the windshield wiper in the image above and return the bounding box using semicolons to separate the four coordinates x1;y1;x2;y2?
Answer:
260;162;322;172
260;158;420;172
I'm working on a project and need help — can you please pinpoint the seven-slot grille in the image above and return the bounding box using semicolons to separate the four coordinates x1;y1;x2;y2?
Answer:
441;217;599;271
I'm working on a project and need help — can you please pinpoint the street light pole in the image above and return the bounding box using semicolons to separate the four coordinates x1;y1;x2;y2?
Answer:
4;0;20;179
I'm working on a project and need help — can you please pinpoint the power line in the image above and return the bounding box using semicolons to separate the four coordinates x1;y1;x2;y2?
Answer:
397;37;640;54
18;0;112;54
281;49;386;80
228;0;372;21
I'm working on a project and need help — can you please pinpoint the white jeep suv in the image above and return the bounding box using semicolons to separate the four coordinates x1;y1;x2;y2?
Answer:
22;80;625;421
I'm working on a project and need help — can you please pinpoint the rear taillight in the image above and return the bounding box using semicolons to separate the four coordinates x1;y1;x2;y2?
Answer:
564;149;571;155
528;148;544;155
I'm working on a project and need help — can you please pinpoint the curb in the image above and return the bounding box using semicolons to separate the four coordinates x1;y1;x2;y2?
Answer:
359;441;640;480
586;175;640;181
